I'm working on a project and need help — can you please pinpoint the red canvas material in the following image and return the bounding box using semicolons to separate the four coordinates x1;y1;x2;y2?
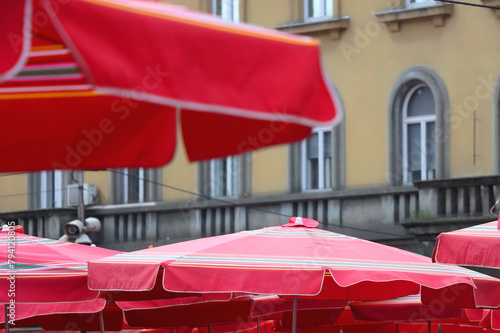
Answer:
88;217;500;308
0;0;341;172
433;220;500;269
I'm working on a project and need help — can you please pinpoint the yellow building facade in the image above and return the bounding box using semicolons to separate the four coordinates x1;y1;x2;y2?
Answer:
1;0;500;253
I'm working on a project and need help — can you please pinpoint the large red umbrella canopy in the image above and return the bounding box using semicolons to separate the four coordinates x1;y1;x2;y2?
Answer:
88;217;500;308
432;220;500;268
0;0;341;172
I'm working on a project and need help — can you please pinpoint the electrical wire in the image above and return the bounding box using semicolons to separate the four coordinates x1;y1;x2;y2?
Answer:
435;0;500;10
0;169;415;238
107;169;410;239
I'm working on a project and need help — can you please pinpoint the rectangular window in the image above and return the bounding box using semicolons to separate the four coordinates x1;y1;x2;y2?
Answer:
123;168;142;204
210;157;239;197
212;0;239;22
112;168;161;204
301;127;332;191
304;0;333;20
406;0;436;8
39;170;63;208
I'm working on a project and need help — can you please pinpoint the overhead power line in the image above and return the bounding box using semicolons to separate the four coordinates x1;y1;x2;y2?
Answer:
435;0;500;10
107;169;409;239
0;169;414;239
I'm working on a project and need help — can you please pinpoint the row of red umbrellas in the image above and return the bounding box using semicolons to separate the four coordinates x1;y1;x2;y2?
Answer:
3;217;500;332
2;0;500;331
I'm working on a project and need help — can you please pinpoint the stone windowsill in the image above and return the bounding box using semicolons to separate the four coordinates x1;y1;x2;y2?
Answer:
481;0;500;18
275;16;350;40
373;3;453;32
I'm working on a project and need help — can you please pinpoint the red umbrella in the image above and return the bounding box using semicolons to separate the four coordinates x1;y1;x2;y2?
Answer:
0;225;120;303
0;225;128;332
88;217;500;309
0;299;124;331
117;295;346;329
432;220;500;268
0;0;341;172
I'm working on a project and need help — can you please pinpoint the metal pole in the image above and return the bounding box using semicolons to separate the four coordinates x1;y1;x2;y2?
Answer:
99;310;104;333
292;295;297;333
77;170;85;222
5;304;9;333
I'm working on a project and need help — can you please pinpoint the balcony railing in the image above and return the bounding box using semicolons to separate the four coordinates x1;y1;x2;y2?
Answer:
0;176;498;251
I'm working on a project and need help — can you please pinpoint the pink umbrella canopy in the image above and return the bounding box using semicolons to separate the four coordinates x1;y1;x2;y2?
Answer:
0;299;124;331
0;225;120;303
432;220;500;268
88;217;500;308
0;0;341;172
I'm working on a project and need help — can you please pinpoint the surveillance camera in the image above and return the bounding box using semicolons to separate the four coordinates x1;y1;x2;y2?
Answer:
84;217;101;233
74;233;93;246
63;220;84;236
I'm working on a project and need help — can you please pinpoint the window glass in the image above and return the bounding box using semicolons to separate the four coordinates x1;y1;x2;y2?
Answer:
403;84;436;183
302;127;332;191
305;0;333;20
210;157;239;197
213;0;239;22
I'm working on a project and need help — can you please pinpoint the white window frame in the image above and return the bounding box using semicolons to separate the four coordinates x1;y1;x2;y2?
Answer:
402;84;436;183
123;168;145;204
212;0;239;23
301;127;332;191
39;170;63;208
210;156;239;198
406;0;437;8
304;0;334;21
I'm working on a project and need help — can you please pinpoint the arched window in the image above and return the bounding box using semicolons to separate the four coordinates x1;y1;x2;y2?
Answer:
387;65;449;185
402;84;436;183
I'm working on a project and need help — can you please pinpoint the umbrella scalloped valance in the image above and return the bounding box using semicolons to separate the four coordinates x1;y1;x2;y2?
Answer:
88;217;500;309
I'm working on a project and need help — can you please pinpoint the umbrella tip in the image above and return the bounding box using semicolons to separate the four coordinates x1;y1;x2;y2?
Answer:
287;217;319;228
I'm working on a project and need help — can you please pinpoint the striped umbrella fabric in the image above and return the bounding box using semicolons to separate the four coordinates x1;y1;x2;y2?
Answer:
432;220;500;268
0;0;341;172
88;217;500;308
0;226;120;303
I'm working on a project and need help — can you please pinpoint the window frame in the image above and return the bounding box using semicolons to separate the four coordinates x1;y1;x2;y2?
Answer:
387;65;449;186
406;0;437;8
209;156;239;198
304;0;334;21
300;127;333;191
401;84;436;183
28;170;70;209
111;168;162;205
212;0;240;22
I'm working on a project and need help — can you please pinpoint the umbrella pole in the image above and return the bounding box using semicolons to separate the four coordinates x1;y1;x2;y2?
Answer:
5;304;9;333
99;310;104;333
292;295;297;333
77;170;85;222
257;317;261;333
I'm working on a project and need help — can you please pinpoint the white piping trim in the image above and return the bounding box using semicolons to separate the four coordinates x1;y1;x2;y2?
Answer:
96;86;338;127
0;84;93;94
0;0;32;83
29;48;71;57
